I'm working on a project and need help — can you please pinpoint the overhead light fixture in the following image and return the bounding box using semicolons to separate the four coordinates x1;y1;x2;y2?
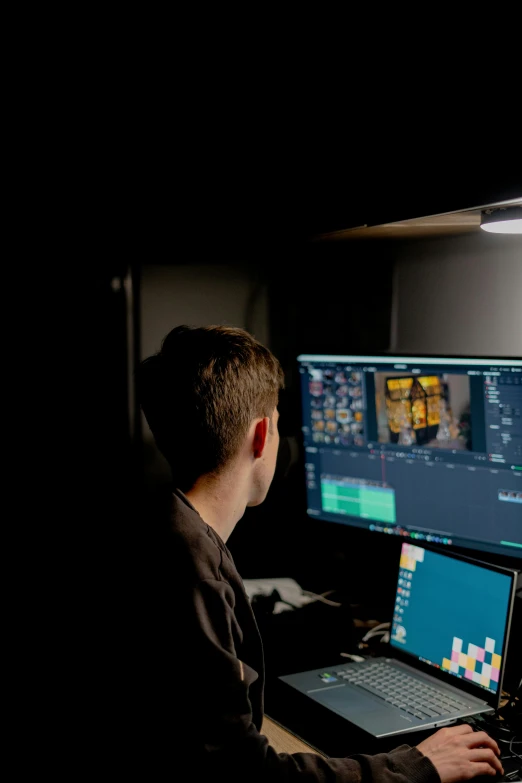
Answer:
480;205;522;234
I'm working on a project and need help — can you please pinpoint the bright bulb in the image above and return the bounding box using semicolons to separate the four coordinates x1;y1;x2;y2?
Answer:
480;218;522;234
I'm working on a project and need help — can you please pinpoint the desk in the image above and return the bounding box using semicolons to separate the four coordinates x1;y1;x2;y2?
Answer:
262;715;326;757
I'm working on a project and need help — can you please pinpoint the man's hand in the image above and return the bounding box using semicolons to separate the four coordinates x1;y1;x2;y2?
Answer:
416;724;503;782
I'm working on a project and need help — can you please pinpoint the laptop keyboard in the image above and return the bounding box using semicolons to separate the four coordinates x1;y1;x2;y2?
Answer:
335;661;470;720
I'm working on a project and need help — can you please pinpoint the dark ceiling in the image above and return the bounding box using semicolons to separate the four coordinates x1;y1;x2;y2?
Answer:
96;122;521;257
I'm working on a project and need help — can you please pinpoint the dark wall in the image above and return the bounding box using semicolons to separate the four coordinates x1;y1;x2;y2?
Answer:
269;241;394;432
226;240;397;611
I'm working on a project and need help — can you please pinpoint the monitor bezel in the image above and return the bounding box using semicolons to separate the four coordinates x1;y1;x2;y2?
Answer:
297;350;522;364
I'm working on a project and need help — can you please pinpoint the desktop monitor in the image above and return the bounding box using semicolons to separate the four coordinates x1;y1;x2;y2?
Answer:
297;353;522;559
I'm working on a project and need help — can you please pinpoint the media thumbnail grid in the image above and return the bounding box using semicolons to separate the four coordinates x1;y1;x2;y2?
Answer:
308;368;364;446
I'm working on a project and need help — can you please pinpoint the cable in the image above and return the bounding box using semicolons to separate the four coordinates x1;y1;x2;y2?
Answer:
509;736;522;763
302;590;342;607
359;622;391;646
361;622;390;639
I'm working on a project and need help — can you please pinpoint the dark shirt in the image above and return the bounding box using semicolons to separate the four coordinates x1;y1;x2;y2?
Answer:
133;489;440;782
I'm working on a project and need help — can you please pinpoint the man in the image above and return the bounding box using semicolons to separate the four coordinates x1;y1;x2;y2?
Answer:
135;324;503;782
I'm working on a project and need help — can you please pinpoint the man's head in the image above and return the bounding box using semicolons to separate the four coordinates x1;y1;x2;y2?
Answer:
137;325;285;495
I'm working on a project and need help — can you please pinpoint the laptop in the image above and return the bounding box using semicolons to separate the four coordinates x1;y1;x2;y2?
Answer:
279;542;518;738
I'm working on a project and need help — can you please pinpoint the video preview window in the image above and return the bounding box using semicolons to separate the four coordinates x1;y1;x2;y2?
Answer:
374;372;472;451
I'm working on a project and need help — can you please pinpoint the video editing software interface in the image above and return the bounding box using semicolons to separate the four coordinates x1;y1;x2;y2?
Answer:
298;354;522;558
391;544;514;697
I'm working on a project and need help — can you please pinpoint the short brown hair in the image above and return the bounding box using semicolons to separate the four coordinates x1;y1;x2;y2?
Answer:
137;325;285;491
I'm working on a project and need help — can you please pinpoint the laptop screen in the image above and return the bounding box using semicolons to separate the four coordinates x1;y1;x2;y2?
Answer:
390;543;515;696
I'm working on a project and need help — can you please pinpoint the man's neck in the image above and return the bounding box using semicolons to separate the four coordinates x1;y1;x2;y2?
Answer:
185;466;249;543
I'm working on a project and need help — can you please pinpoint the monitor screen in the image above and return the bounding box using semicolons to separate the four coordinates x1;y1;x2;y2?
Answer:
390;543;516;698
297;353;522;558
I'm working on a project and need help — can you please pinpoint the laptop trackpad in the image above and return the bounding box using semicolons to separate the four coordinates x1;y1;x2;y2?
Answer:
312;686;382;717
309;685;429;737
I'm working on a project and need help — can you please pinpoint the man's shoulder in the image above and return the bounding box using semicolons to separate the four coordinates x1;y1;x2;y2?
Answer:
165;491;226;583
170;489;215;544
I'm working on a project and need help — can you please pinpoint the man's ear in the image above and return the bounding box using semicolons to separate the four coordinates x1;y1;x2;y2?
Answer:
252;417;269;459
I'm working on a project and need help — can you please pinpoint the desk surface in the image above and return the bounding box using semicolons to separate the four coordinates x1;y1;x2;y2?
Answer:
262;715;326;757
